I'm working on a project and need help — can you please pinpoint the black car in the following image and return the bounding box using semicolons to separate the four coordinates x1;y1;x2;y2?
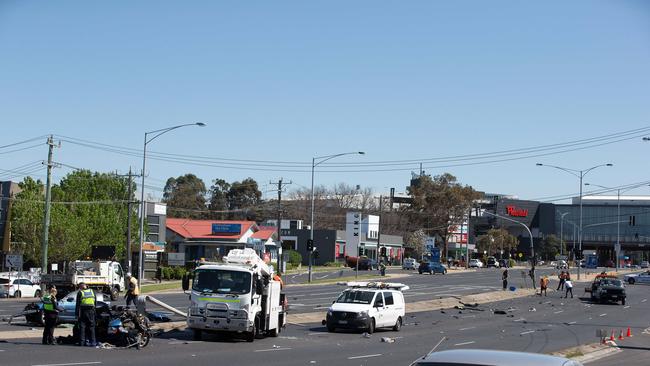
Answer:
498;259;509;268
486;257;499;268
587;275;626;305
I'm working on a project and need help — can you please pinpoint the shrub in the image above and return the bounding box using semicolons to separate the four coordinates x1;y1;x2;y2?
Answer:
286;250;302;266
508;259;516;268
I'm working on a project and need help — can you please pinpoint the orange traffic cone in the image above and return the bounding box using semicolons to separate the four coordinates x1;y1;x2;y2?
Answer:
618;330;624;340
610;331;615;341
627;327;633;337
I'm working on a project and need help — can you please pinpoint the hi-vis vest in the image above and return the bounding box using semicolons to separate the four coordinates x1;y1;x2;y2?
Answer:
80;289;95;306
130;277;140;295
42;295;55;311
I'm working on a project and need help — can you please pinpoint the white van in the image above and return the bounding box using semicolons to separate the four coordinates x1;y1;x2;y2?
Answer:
324;282;408;334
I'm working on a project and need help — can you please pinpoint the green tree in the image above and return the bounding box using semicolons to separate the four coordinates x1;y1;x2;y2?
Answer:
163;174;207;218
407;173;480;259
476;228;518;257
208;179;231;219
539;234;561;261
227;178;262;220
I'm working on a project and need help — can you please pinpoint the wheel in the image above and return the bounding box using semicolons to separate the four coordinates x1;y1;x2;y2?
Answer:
418;270;422;275
392;317;402;332
628;278;635;285
14;291;21;298
192;329;202;341
621;298;626;306
326;323;336;333
443;270;447;275
110;288;119;301
254;315;264;339
367;318;375;334
429;270;433;275
34;290;41;298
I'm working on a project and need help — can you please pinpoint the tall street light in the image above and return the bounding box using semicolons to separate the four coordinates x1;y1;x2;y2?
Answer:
309;151;365;283
584;183;650;272
536;163;613;280
138;123;206;281
559;212;570;257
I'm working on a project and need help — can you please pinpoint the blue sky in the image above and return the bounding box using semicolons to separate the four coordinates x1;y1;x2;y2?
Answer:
1;1;649;202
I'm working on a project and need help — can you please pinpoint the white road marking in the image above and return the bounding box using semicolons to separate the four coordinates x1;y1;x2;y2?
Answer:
642;299;647;303
520;330;535;335
255;348;292;352
32;363;102;366
453;341;476;346
313;306;329;310
553;310;564;314
513;318;526;322
459;327;476;331
624;305;631;309
568;321;577;325
462;315;477;319
599;313;607;317
347;354;382;360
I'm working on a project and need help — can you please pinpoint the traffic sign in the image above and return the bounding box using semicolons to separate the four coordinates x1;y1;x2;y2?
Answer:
5;254;23;270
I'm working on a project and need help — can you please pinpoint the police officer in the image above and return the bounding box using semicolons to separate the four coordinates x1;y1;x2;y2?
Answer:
75;282;96;347
42;287;61;345
124;272;139;307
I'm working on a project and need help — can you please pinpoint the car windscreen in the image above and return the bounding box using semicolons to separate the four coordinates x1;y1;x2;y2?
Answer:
336;290;375;304
600;279;622;287
192;269;252;295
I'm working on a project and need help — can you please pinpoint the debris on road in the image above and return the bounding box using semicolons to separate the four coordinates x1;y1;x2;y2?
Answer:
362;332;371;338
529;307;537;312
381;337;395;343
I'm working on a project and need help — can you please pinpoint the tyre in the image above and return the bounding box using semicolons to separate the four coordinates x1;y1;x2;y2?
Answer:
254;315;264;339
392;317;402;332
367;318;375;334
429;270;433;275
628;278;635;285
14;291;21;298
418;270;422;275
34;290;41;298
326;323;336;333
192;329;202;341
110;288;119;301
621;298;626;306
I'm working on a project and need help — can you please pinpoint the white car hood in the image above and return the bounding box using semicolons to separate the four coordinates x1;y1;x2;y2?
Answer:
329;302;371;313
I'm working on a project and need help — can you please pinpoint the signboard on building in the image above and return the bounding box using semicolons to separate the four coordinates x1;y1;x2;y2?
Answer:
154;204;167;215
431;247;441;263
5;254;23;270
425;237;435;253
345;212;361;257
167;253;185;266
212;223;242;235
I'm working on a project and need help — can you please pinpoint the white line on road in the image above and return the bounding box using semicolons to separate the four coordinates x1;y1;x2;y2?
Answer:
459;327;476;331
513;318;526;322
347;354;382;360
32;363;102;366
255;348;292;352
567;321;577;325
553;310;564;314
624;306;631;309
599;313;607;317
520;330;535;335
642;299;647;303
453;341;476;346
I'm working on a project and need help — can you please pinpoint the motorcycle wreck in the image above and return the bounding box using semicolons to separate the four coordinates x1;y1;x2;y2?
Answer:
57;302;153;349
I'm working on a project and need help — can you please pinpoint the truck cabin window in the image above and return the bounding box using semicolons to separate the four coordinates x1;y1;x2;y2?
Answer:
193;269;252;295
336;290;375;305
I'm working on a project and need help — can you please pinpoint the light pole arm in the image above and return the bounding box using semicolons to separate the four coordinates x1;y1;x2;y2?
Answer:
145;123;203;145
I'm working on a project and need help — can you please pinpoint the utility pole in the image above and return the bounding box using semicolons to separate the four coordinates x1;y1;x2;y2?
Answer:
126;168;134;274
41;135;58;275
377;195;382;264
270;178;291;275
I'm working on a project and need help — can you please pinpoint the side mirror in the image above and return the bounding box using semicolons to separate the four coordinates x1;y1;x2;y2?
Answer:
182;274;190;292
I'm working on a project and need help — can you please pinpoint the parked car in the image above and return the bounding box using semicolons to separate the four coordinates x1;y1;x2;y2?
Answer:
418;262;447;275
325;282;407;334
624;270;650;285
402;258;419;270
0;277;42;298
411;349;583;366
555;260;568;269
498;259;509;268
468;259;483;268
25;290;109;325
486;257;499;268
640;261;649;269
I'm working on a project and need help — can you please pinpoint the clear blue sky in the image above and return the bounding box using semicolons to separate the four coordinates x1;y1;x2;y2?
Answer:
1;1;649;202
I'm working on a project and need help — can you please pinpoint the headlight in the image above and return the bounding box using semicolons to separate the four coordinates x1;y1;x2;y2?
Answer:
358;310;369;317
327;310;333;316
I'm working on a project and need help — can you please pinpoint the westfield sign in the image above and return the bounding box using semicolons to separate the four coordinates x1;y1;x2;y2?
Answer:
506;205;528;217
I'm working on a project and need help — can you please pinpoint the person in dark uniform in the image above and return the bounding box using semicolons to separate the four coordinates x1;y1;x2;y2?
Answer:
42;287;61;345
75;282;97;347
502;269;509;291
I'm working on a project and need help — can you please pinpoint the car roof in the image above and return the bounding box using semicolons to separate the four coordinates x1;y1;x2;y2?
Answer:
416;349;581;366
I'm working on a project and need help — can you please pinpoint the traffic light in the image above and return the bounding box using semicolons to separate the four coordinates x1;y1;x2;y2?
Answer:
313;250;320;259
307;239;314;252
380;247;387;257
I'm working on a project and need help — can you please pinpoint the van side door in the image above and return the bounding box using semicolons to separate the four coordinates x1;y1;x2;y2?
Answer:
382;291;398;326
372;292;386;327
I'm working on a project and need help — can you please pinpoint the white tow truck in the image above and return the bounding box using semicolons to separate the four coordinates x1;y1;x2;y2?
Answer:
183;248;287;342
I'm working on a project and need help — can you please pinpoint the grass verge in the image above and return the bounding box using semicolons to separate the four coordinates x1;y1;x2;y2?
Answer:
141;281;182;294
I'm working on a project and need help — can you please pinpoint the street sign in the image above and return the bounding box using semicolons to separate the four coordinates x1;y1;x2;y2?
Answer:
431;247;441;263
5;254;23;270
425;237;435;253
168;253;185;266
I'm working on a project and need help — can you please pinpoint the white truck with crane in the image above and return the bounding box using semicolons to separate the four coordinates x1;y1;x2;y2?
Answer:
182;248;286;342
41;260;125;300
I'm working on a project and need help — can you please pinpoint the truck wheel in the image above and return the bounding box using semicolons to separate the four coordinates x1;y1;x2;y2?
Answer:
110;288;119;301
367;318;375;334
192;329;202;341
392;317;402;332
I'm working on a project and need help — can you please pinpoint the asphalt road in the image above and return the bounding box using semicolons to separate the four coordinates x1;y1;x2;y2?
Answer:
1;267;646;366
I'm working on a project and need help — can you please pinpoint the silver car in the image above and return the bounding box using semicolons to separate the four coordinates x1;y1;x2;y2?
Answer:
403;258;420;270
412;349;583;366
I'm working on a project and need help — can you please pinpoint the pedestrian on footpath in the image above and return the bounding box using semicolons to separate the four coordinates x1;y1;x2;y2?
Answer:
557;271;566;291
75;282;97;347
124;272;140;306
42;287;62;345
502;269;508;290
564;279;574;298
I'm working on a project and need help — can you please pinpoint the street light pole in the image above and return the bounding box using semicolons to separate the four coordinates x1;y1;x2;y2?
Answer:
309;151;365;283
138;123;205;281
560;212;569;257
536;163;613;280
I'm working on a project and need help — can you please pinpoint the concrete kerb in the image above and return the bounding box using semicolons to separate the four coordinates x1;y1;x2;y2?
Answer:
551;341;622;364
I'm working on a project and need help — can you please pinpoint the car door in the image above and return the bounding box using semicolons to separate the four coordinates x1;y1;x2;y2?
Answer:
639;272;650;284
60;292;78;322
382;291;398;326
22;279;37;297
372;292;387;327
